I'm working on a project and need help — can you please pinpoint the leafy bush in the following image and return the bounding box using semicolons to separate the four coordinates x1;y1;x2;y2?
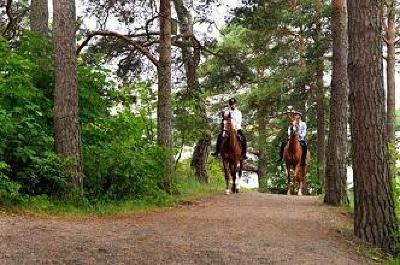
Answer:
0;161;21;205
82;112;168;200
0;37;70;197
396;110;400;132
0;33;209;212
389;143;400;216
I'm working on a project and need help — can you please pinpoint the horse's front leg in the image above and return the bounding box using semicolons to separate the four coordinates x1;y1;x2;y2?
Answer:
222;160;230;195
286;164;291;195
230;163;236;193
235;161;242;193
298;180;303;196
294;165;303;196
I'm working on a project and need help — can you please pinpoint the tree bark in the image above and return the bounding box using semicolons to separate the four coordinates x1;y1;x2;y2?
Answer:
386;0;396;142
348;0;399;253
53;0;82;188
174;0;210;183
173;0;198;94
315;58;325;186
315;0;326;187
158;0;173;189
257;113;267;180
191;136;211;183
30;0;48;35
324;0;349;206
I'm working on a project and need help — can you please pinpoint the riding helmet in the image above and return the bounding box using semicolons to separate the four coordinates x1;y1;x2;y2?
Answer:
293;111;303;117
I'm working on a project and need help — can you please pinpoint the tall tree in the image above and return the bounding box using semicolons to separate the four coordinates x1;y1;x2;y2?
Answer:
173;0;211;182
314;0;326;186
30;0;48;35
384;0;397;142
158;0;173;186
324;0;348;206
53;0;83;188
348;0;399;252
173;0;197;92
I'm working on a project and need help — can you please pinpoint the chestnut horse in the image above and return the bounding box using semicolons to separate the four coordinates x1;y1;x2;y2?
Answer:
283;123;308;195
220;114;243;194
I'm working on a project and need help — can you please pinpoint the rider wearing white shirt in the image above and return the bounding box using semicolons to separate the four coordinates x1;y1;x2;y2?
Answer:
288;120;307;141
278;111;308;166
212;98;247;159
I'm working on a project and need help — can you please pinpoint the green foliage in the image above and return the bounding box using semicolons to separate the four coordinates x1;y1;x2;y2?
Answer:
0;33;182;211
0;162;21;205
82;112;169;201
395;110;400;132
197;0;331;195
78;57;115;124
6;159;225;217
175;158;225;198
389;143;400;217
0;36;69;197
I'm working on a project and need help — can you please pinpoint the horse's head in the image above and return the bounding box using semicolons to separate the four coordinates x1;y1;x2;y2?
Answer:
222;112;236;137
289;122;299;140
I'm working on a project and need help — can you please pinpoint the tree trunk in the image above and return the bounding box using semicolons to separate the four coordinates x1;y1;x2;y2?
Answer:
314;0;326;187
53;0;82;188
191;136;211;183
174;0;210;182
324;0;349;206
173;0;197;94
348;0;399;253
299;34;308;117
315;58;325;186
158;0;173;190
30;0;48;35
257;113;267;180
386;0;396;142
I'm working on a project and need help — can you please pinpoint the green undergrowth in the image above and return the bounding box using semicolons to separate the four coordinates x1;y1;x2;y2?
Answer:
1;159;226;218
385;258;400;265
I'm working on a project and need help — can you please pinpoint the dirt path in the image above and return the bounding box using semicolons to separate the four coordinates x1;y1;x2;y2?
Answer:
0;193;376;265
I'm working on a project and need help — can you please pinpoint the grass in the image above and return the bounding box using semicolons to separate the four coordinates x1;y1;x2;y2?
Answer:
385;259;400;265
1;159;227;218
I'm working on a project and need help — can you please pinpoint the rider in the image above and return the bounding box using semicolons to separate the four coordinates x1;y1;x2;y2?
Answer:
212;98;247;159
278;111;308;166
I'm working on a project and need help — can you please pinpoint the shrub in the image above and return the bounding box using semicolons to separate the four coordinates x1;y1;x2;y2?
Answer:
82;112;168;200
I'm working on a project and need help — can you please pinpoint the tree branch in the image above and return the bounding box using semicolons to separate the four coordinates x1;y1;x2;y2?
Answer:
77;30;159;66
383;35;389;45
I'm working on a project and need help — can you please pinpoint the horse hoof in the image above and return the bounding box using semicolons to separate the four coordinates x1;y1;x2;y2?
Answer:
235;189;240;194
225;189;230;195
298;191;303;196
287;191;291;196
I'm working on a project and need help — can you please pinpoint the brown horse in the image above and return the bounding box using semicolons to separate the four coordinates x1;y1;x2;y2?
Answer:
283;123;309;195
220;114;243;194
